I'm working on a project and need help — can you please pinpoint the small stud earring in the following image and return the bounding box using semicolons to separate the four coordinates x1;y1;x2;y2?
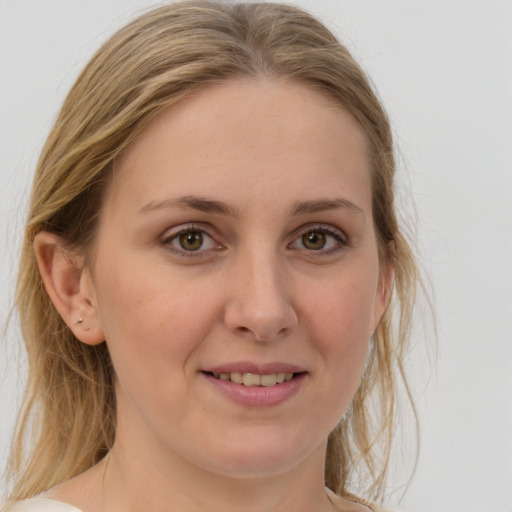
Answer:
76;317;90;332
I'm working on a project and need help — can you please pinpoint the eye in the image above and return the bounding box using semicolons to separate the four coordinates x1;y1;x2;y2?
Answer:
290;226;347;253
176;230;206;251
302;231;327;250
162;226;219;255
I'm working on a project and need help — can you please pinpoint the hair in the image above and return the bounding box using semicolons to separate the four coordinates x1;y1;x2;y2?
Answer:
7;0;426;507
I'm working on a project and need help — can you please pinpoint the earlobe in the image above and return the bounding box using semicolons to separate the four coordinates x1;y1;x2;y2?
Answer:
33;231;105;345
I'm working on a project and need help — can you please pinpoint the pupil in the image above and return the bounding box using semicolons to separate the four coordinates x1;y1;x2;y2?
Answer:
303;231;325;250
180;231;203;251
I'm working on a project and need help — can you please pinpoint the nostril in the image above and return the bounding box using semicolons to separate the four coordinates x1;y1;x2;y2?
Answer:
234;324;292;343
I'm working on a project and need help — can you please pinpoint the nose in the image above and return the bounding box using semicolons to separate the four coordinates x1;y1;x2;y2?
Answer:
223;249;298;342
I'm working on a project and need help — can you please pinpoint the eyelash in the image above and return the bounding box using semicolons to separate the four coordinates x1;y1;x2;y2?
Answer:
160;224;220;259
289;224;348;255
160;223;349;259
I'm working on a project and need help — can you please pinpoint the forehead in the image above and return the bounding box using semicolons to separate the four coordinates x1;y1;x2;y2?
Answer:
107;79;372;218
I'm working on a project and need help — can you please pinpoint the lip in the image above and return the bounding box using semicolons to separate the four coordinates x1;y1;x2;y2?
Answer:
202;364;307;407
205;362;305;375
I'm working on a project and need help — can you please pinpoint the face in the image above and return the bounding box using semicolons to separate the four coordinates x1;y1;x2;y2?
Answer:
85;80;390;479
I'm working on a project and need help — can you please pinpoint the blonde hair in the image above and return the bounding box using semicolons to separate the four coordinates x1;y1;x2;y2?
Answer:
8;0;425;505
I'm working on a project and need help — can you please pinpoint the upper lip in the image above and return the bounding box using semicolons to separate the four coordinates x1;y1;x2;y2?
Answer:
204;362;306;375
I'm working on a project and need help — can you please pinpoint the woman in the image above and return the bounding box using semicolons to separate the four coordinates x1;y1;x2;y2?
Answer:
4;1;424;511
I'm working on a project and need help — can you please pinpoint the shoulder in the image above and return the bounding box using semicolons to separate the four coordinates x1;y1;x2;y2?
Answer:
3;498;82;512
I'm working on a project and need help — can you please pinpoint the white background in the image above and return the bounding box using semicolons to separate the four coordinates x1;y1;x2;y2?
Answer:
1;1;511;511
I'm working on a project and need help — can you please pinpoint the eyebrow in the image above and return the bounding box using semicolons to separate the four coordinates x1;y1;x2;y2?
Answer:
138;195;365;220
138;195;239;217
291;198;366;220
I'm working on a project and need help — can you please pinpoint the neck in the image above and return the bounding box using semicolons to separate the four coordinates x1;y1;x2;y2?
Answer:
102;437;334;512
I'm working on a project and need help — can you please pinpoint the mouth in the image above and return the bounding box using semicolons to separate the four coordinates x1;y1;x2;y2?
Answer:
205;371;302;387
202;367;306;406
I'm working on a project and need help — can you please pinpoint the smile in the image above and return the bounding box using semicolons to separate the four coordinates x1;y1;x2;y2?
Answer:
211;372;295;387
203;369;306;406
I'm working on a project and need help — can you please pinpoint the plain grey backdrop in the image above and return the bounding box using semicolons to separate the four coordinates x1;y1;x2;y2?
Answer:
1;1;511;510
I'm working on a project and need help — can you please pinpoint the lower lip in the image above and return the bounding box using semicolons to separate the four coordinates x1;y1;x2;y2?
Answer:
202;372;306;407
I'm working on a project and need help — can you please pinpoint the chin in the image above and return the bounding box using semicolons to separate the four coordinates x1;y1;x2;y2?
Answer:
195;429;322;479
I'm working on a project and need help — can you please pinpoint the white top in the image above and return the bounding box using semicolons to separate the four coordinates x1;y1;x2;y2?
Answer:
5;498;82;512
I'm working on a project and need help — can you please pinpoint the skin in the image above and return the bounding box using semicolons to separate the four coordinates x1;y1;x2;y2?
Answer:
35;79;391;512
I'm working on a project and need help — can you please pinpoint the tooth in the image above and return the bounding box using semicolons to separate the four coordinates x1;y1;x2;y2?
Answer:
242;373;261;386
230;372;243;384
213;371;296;385
260;374;277;387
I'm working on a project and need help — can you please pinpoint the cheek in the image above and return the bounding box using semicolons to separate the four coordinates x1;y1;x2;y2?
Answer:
92;254;223;380
300;267;378;399
303;270;378;345
91;260;228;435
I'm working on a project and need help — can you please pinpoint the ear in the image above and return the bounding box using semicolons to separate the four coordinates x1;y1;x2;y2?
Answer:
371;256;394;331
34;231;105;345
